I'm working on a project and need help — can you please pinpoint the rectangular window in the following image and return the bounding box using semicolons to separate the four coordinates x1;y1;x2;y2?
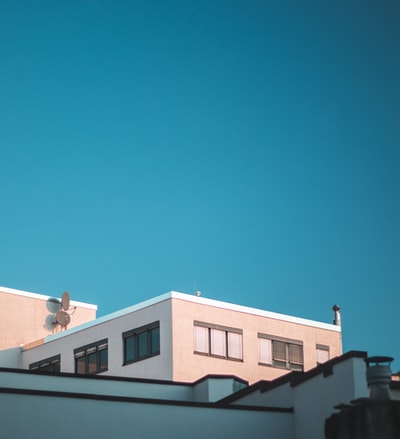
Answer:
258;338;272;365
194;321;243;361
123;321;160;365
194;325;209;354
316;344;330;364
74;339;108;375
258;334;303;371
227;331;243;360
30;355;61;373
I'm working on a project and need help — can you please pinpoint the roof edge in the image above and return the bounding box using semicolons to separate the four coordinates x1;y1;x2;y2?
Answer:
0;285;97;310
170;291;341;332
44;289;340;344
44;292;174;342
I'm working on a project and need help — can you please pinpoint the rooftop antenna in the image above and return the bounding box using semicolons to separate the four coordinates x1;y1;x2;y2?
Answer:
193;280;202;297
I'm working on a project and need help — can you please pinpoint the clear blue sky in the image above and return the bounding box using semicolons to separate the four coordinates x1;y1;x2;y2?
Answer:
1;1;399;371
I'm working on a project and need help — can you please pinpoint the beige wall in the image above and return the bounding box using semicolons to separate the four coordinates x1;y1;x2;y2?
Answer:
0;287;97;350
171;297;342;384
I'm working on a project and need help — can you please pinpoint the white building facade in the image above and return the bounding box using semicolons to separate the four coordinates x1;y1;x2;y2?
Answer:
10;290;342;384
0;351;380;439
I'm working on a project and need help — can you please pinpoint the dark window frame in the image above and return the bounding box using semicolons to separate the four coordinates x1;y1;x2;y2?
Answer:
122;321;160;365
258;333;304;371
194;321;243;361
74;339;108;375
30;355;61;373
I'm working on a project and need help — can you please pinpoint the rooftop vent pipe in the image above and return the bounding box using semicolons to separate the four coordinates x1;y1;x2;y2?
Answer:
364;356;393;400
332;305;341;326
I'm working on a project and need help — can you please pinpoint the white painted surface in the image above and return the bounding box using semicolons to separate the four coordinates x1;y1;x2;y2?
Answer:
0;370;192;401
0;347;22;368
192;377;247;402
0;352;379;439
232;355;369;439
0;391;291;439
22;298;174;380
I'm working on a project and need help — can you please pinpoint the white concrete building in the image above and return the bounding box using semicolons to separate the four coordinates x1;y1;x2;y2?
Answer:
2;351;396;439
0;287;342;384
1;285;399;438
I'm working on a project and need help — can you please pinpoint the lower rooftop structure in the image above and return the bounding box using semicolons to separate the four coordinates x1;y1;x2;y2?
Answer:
1;351;399;439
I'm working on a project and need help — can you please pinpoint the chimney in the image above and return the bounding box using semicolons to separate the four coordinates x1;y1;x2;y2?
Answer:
364;356;393;400
332;305;341;326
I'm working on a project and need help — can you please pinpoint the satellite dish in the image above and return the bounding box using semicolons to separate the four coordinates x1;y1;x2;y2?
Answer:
46;298;62;314
61;291;70;311
45;314;57;330
55;310;71;327
44;291;74;331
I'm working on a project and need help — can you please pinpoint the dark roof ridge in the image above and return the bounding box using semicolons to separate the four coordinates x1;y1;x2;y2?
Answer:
218;351;368;403
0;366;249;388
0;386;293;413
286;350;368;389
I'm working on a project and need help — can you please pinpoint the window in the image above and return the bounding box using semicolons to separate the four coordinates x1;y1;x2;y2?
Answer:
316;344;330;364
123;321;160;365
258;334;303;371
74;339;108;375
30;355;61;373
194;321;243;361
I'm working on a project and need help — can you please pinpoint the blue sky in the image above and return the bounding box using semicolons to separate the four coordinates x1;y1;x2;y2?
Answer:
1;1;399;371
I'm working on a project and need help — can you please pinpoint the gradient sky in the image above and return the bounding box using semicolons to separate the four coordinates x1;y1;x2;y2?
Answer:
1;1;399;371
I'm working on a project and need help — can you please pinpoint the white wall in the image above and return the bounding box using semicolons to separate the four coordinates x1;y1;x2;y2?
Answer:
192;377;247;402
291;356;368;439
229;354;370;439
232;381;293;407
0;370;193;401
0;347;22;368
21;299;173;380
0;390;292;439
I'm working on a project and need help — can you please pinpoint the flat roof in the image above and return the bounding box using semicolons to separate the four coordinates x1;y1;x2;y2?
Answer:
45;291;340;343
0;285;98;310
173;292;341;332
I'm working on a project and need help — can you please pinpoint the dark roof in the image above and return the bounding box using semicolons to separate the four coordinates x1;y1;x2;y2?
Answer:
218;351;368;404
0;366;248;388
